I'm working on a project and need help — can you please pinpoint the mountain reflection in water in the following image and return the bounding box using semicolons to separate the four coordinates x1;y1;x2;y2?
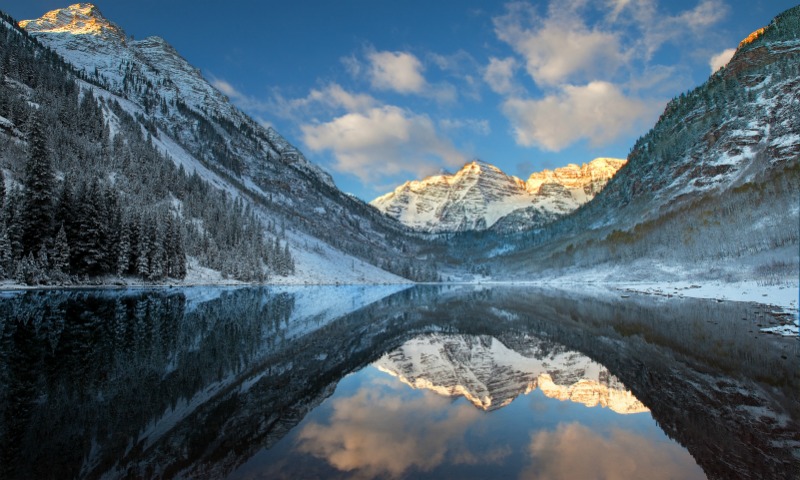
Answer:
0;285;797;480
374;334;648;414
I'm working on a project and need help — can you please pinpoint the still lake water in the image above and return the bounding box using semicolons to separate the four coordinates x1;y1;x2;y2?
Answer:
0;285;797;479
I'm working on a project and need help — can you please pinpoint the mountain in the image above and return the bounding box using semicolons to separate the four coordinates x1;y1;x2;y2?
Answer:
371;158;625;233
374;333;648;414
1;3;441;285
478;6;800;283
2;3;797;287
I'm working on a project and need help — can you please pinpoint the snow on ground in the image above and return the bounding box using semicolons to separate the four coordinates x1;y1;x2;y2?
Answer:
470;275;799;338
498;258;799;314
613;280;798;313
184;258;230;285
760;318;800;337
273;229;410;286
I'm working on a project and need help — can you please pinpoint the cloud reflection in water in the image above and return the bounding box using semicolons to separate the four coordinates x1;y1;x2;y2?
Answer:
296;376;512;478
524;422;705;480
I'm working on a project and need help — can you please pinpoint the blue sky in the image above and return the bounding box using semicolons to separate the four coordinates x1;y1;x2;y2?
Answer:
2;1;796;200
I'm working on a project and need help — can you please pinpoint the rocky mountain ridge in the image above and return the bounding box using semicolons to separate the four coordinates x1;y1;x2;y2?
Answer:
371;158;625;233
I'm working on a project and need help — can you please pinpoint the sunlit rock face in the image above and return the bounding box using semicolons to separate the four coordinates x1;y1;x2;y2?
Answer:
371;158;626;233
20;3;126;40
536;374;649;414
373;333;648;414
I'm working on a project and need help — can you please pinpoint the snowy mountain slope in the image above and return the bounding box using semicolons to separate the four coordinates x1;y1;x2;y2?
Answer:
480;6;800;283
16;3;436;283
374;333;648;413
371;158;625;232
19;3;332;191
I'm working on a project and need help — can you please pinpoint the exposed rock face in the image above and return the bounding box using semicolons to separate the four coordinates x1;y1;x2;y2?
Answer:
373;333;648;414
371;158;626;233
20;3;126;41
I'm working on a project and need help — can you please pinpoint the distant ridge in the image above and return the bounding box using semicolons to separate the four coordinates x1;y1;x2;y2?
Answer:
371;158;625;233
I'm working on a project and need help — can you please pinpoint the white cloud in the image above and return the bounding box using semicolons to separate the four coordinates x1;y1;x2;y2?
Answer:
428;50;482;101
502;81;660;151
296;83;378;113
265;83;380;125
301;105;467;183
523;423;705;480
492;0;730;87
367;50;427;93
484;57;519;95
429;50;477;74
620;0;730;59
211;78;238;98
439;118;491;136
210;76;272;112
341;54;362;78
493;2;628;86
428;82;459;104
607;0;633;21
678;0;729;31
709;48;736;73
486;0;730;152
349;49;459;103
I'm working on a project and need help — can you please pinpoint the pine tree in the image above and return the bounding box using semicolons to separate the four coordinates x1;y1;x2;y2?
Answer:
148;221;164;281
135;217;151;279
55;180;80;272
0;227;10;278
52;224;70;279
0;169;6;219
100;186;119;272
36;244;50;284
74;180;105;275
22;111;55;255
171;221;187;279
116;220;131;277
284;242;295;275
14;252;35;284
5;188;24;263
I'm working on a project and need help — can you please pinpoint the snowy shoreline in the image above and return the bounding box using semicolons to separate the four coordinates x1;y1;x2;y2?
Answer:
3;277;796;312
3;276;796;337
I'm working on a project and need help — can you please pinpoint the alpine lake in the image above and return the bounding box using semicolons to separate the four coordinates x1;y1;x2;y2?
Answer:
0;285;797;479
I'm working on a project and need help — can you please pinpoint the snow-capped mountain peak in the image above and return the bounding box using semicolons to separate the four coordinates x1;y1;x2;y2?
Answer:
19;3;125;43
371;158;626;233
525;157;627;195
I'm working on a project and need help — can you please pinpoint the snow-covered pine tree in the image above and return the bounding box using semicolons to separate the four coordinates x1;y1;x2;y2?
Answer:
116;219;131;277
52;223;70;282
0;169;5;215
21;110;55;256
73;180;106;275
283;242;295;275
0;228;10;277
135;215;151;279
55;179;77;268
5;187;24;263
